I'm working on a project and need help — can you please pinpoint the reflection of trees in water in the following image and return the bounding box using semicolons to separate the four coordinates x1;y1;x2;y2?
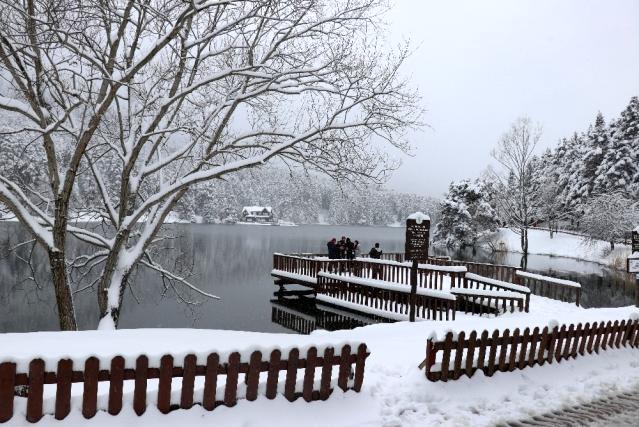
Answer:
433;245;635;308
0;223;202;331
5;221;631;333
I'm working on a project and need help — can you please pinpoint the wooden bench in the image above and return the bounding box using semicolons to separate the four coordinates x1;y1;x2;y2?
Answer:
0;343;369;423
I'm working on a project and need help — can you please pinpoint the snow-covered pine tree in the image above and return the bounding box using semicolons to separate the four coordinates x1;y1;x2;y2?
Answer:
608;96;639;197
582;113;611;197
557;132;588;211
434;179;498;248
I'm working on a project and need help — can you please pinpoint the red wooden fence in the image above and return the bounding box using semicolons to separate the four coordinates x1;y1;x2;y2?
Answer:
516;271;581;306
428;257;521;284
422;318;639;382
352;259;465;290
273;254;465;290
0;344;369;423
460;273;531;312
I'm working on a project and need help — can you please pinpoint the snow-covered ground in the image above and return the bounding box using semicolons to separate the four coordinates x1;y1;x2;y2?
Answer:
2;297;639;427
491;228;632;268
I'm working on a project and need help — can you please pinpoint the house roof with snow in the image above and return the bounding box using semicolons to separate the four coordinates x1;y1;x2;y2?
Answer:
242;206;273;215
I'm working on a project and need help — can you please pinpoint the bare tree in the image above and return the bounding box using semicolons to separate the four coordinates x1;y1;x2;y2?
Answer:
489;117;542;255
0;0;421;329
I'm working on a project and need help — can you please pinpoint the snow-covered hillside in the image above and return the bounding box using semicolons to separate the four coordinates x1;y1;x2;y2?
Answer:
491;228;631;267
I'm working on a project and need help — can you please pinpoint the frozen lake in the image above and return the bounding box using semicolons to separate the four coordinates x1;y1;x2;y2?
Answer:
0;223;635;333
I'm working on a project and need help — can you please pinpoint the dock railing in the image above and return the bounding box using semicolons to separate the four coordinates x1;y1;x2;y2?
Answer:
316;272;457;321
516;271;581;306
273;253;353;279
352;258;466;290
427;257;521;284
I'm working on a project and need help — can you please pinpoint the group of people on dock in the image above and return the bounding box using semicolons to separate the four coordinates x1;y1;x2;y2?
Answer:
327;237;383;260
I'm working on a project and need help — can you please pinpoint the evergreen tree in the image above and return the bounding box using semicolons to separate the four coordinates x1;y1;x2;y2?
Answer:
582;113;610;197
434;179;499;248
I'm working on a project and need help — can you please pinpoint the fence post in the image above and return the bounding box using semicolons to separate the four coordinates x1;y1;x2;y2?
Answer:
0;362;16;423
409;260;418;322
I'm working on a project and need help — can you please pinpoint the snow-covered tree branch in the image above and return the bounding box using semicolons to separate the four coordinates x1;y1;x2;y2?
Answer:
0;0;421;329
489;117;542;255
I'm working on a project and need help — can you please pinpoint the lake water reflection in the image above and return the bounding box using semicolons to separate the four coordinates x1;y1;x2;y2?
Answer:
0;223;635;334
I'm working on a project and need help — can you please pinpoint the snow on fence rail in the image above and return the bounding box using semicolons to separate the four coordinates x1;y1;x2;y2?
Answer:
273;254;582;310
0;343;369;423
427;257;521;284
449;288;526;315
359;252;405;262
516;271;582;306
273;254;466;290
421;318;639;382
354;258;465;289
461;273;531;312
316;272;456;321
273;253;351;279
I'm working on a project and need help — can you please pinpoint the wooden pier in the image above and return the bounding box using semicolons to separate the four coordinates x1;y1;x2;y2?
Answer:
272;253;582;322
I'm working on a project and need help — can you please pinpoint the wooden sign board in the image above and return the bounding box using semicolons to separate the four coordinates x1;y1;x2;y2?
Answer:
405;218;430;262
633;230;639;253
628;258;639;274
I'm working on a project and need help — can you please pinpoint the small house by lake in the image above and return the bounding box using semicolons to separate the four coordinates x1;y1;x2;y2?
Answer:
241;206;274;223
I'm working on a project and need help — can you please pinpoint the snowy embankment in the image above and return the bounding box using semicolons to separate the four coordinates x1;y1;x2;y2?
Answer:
491;228;632;268
2;299;639;426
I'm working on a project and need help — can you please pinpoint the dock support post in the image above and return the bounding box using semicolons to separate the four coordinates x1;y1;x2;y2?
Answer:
409;260;417;322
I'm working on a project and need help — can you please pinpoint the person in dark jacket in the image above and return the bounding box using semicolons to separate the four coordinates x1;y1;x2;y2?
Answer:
338;236;347;258
327;238;337;259
369;242;383;279
369;243;382;259
345;238;355;260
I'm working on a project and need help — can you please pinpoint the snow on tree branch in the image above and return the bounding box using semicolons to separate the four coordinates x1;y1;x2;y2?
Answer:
0;0;421;330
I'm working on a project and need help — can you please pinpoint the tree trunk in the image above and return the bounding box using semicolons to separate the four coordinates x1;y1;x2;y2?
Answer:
610;241;615;250
49;235;77;331
521;227;529;255
97;230;131;328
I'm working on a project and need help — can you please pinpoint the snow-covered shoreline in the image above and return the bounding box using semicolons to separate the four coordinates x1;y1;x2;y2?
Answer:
489;228;632;270
3;298;639;426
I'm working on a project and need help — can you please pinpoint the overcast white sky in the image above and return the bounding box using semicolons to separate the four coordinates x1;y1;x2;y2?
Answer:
384;0;639;197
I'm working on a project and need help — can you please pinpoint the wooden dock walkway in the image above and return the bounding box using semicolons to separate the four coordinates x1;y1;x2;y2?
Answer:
272;253;582;322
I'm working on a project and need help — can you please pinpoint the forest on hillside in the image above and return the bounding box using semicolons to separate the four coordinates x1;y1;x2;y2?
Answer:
173;167;439;226
435;96;639;251
0;128;438;226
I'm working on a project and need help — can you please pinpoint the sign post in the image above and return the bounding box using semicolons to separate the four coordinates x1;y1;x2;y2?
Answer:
628;229;639;307
405;213;431;322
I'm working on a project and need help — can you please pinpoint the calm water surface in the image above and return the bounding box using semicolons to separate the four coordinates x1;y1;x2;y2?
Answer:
0;223;635;334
